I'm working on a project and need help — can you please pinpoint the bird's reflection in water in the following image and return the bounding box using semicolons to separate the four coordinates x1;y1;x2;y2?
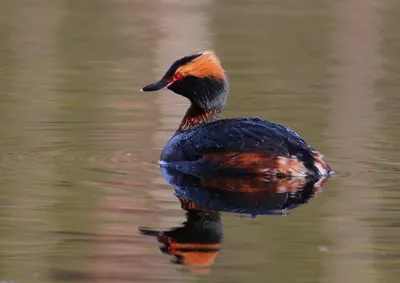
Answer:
140;167;330;272
140;204;222;273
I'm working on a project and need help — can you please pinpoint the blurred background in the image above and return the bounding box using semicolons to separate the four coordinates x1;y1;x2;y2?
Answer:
0;0;400;282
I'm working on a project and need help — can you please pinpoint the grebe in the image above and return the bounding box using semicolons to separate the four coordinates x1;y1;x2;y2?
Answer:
141;51;332;178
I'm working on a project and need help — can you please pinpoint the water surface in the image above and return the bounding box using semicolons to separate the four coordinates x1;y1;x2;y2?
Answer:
0;0;400;282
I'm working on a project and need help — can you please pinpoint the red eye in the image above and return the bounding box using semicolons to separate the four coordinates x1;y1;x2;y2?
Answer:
174;72;184;81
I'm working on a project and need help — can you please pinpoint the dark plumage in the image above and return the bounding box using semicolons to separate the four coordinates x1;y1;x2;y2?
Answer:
141;51;332;178
160;117;325;176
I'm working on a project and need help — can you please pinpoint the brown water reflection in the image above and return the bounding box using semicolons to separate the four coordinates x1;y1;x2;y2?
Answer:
0;0;399;282
143;167;329;274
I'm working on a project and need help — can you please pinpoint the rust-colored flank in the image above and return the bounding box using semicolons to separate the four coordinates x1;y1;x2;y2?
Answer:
203;152;276;173
201;152;310;177
177;50;226;80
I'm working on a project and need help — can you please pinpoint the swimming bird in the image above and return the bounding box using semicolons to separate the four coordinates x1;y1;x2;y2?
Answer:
141;51;332;178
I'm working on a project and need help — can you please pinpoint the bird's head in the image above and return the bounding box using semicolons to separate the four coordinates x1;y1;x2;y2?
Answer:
141;51;229;111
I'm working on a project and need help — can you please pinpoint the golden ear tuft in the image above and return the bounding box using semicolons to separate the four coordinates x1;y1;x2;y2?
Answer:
177;50;226;80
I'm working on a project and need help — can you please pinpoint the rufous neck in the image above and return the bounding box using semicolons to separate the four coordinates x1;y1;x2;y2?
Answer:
177;103;221;132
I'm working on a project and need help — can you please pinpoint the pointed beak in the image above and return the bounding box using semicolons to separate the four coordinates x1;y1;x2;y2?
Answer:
141;79;170;92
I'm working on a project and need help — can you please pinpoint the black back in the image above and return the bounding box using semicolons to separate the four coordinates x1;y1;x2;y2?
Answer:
161;117;317;169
